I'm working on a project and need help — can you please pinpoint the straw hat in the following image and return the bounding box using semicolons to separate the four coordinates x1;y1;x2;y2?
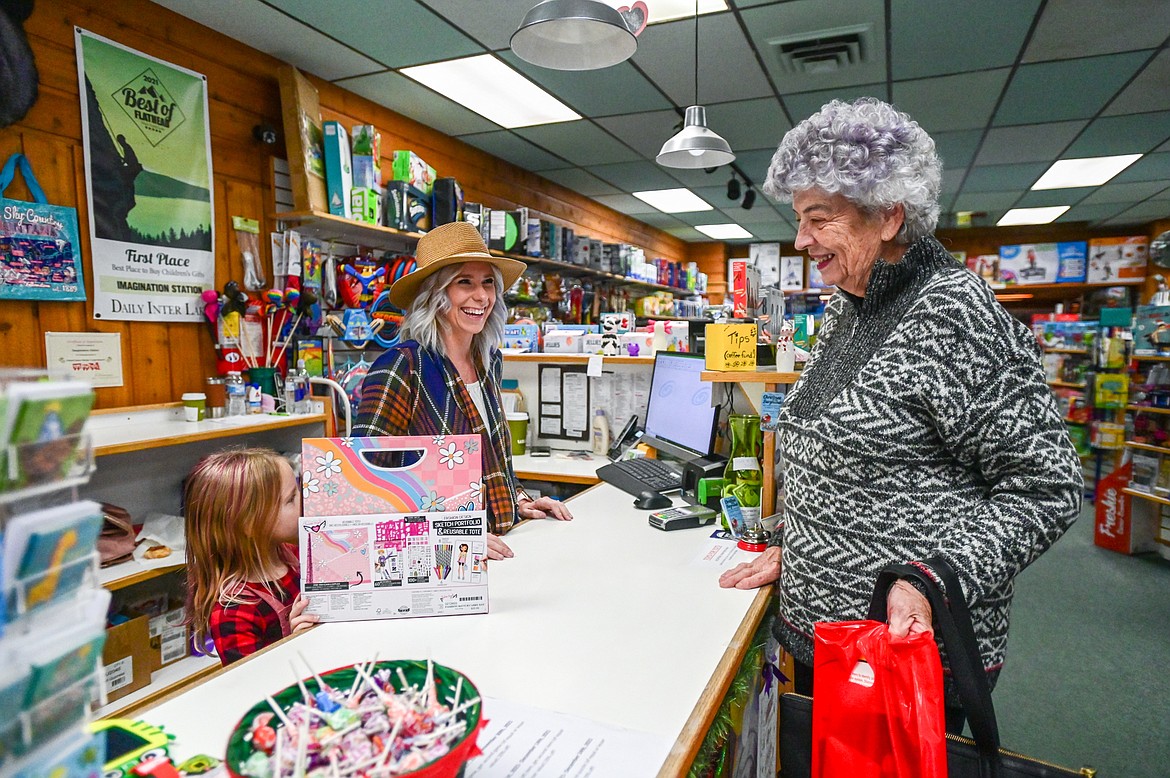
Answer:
388;221;527;309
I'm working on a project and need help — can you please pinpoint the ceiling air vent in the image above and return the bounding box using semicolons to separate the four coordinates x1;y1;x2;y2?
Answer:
769;25;872;75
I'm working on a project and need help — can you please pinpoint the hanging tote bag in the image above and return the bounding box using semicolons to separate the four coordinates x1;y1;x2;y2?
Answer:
0;152;86;301
780;557;1097;777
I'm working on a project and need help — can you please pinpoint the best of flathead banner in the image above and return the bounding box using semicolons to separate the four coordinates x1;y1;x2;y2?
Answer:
75;28;215;322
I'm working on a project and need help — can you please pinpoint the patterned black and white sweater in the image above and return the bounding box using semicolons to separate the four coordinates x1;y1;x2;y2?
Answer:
774;235;1082;682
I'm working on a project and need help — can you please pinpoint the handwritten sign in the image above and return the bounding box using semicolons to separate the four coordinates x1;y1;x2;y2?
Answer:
705;323;757;371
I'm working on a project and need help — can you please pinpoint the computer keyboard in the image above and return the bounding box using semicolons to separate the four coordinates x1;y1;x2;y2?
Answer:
596;457;684;496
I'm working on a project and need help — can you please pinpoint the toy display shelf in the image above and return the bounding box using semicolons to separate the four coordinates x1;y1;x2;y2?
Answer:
86;402;327;457
502;353;654;366
1125;441;1170;456
991;279;1144;304
1126;404;1170;416
1044;346;1089;355
271;208;697;296
1133;354;1170;362
1047;379;1086;389
1122;487;1170;508
640;314;713;323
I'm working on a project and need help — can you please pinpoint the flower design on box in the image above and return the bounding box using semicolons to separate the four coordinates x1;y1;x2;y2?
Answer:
469;480;482;499
465;438;479;453
315;451;342;478
302;471;320;498
438;443;464;470
323;481;338;496
420;490;446;511
339;437;355;448
433;435;445;446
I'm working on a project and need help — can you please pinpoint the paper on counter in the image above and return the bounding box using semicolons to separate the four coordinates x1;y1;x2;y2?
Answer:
466;696;671;778
691;535;755;568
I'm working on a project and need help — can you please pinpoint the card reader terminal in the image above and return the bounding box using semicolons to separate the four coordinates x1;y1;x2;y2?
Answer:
648;504;718;531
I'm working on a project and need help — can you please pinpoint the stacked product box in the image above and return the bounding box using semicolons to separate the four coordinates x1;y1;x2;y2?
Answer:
998;242;1087;284
1087;236;1148;283
322;121;353;219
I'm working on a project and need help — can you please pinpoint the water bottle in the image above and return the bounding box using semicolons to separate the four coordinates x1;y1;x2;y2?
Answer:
284;359;311;414
225;371;246;417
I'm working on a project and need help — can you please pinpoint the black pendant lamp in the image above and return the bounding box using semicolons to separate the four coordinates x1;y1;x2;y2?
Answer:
511;0;637;71
656;0;734;169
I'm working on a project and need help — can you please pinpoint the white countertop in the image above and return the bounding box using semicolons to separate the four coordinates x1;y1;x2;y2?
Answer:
138;483;764;774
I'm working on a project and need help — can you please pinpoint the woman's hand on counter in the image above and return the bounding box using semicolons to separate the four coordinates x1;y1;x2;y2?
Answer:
517;496;574;522
718;546;781;590
487;533;514;560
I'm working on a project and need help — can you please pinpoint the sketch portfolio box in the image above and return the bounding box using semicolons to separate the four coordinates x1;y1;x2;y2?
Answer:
300;436;487;622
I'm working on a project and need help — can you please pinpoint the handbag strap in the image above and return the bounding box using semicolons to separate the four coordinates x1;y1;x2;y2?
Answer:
867;558;1002;778
0;153;48;203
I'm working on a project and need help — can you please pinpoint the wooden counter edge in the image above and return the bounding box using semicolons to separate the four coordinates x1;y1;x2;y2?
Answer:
657;585;774;777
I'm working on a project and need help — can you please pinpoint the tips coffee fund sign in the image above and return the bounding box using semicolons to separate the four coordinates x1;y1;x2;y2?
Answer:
705;323;757;371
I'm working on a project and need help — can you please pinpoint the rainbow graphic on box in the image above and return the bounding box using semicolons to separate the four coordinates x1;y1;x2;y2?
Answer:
302;436;483;517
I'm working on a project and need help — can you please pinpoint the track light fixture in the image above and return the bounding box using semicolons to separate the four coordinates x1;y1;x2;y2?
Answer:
742;188;756;210
726;175;741;201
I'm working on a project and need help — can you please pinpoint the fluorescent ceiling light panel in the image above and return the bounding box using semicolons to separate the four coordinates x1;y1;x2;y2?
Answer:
696;223;753;239
603;0;727;24
1031;154;1142;190
401;54;580;128
997;206;1070;226
632;188;713;213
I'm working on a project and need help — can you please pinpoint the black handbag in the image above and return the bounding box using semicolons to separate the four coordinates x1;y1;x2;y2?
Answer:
779;558;1096;777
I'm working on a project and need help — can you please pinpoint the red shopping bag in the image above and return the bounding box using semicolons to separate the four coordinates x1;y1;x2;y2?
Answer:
811;620;947;778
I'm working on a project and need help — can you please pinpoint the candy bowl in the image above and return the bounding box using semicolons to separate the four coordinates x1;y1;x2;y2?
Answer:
225;659;484;777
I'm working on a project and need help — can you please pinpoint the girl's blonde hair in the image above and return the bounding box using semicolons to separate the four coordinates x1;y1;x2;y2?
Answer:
184;448;291;648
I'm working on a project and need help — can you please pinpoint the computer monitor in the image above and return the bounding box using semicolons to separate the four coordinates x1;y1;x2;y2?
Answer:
640;352;717;462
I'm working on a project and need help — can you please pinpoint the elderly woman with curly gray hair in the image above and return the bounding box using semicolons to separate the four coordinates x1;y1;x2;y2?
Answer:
719;97;1082;727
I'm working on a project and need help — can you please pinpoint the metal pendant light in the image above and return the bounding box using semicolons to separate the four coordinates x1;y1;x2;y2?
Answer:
511;0;637;71
656;0;734;169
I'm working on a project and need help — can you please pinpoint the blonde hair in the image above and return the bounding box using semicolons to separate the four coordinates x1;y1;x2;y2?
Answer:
184;448;291;649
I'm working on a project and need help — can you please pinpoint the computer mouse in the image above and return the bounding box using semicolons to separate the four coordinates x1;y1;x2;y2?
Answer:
633;490;672;510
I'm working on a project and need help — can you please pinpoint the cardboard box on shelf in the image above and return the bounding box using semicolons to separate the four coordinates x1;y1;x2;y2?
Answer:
999;242;1087;284
102;616;158;703
1088;236;1147;283
390;150;436;195
729;259;761;318
148;604;189;668
322;121;352;219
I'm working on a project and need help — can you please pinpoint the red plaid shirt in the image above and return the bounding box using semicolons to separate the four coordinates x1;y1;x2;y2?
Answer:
353;341;523;534
209;562;299;666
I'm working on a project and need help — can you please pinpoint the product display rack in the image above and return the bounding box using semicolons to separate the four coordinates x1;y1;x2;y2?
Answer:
273;208;699;297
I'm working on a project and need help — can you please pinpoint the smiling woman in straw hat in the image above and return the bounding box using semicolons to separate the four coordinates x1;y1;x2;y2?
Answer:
354;222;573;558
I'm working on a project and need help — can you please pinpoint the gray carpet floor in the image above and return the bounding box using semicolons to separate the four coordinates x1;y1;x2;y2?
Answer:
993;503;1170;776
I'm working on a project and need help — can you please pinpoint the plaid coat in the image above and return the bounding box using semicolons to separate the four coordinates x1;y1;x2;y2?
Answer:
353;341;523;534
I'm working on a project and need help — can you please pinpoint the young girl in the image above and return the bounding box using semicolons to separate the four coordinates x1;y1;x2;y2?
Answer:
185;448;317;665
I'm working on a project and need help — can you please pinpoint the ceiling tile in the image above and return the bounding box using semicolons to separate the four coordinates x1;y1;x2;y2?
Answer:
1024;0;1170;62
665;226;713;241
676;210;731;227
892;69;1011;132
595;110;685;159
941;167;967;195
514;122;641;167
1112;152;1170;184
703;99;792;156
693;185;743;210
740;0;887;95
152;0;385;80
536;168;621;197
1101;200;1170;225
266;0;483;67
994;52;1151;125
740;223;794;241
951;191;1022;213
1058;202;1129;223
1014;188;1095;208
459;131;568;171
634;12;773;106
932;130;984;169
890;0;1040;79
499;52;673;118
589;194;659;215
590;161;687;191
1105;49;1170;116
1063;112;1170;157
1079;180;1170;206
416;0;533;50
974;121;1087;165
662;165;735;190
782;85;888;128
959;162;1047;193
633;212;692;230
339;71;497;135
